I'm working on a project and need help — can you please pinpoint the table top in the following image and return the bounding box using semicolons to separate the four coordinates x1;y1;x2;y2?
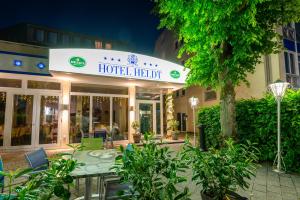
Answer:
68;149;117;178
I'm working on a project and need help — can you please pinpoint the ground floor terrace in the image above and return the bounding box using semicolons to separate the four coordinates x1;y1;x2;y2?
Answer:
1;144;300;200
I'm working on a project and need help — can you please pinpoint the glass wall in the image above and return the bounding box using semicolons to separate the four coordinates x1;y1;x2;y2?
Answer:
11;95;34;146
0;92;6;146
69;96;90;143
92;96;110;132
39;96;59;144
139;103;153;134
112;97;128;140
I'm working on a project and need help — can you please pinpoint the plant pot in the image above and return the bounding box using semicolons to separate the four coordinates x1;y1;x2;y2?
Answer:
171;131;179;140
201;191;248;200
133;134;141;143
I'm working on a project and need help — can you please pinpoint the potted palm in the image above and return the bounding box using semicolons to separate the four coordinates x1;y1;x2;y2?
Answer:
131;121;141;143
167;119;180;140
181;138;259;200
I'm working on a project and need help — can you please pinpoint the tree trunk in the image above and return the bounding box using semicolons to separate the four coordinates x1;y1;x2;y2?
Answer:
220;80;237;137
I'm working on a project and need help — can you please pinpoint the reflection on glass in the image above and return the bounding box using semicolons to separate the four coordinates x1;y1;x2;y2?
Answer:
156;103;161;135
0;92;6;146
139;103;153;134
11;95;33;146
93;96;110;134
112;97;128;140
39;96;59;144
70;96;90;143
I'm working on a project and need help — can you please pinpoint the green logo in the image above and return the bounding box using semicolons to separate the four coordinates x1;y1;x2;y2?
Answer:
170;70;180;79
69;56;86;67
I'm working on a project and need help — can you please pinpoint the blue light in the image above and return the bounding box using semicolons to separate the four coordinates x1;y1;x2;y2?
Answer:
37;62;45;69
14;60;22;67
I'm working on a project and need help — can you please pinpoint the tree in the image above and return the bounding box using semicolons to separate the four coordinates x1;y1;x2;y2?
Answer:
153;0;300;137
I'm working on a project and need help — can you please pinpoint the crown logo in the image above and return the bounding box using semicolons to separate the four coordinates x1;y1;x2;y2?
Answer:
127;54;138;65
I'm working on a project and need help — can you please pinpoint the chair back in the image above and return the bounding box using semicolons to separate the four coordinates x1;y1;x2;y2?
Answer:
94;129;107;141
81;138;103;150
0;156;4;192
25;148;49;171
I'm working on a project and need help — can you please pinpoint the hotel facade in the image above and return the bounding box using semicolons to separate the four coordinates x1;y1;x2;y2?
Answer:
0;24;187;151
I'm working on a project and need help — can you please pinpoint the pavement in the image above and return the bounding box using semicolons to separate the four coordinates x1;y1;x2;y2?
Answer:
1;144;300;200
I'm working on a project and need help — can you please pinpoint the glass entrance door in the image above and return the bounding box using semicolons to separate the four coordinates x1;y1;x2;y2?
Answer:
9;93;61;148
137;100;161;135
139;103;153;134
11;95;34;146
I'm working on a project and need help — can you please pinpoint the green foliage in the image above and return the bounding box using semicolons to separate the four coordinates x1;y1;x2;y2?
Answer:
154;0;300;88
0;144;81;199
113;134;190;200
181;139;259;199
198;89;300;172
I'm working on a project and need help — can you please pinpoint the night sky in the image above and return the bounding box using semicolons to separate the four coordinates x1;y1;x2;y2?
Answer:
0;0;161;55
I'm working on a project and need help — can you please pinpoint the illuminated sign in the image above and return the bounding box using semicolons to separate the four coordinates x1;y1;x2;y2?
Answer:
49;49;188;84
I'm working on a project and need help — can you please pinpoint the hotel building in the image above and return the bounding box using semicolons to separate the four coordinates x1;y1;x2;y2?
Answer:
0;23;187;151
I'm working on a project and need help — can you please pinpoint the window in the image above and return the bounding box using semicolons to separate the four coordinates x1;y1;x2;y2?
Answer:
176;90;180;98
95;40;102;49
69;96;90;143
62;34;70;45
73;36;81;46
83;39;92;47
264;55;272;85
35;29;44;42
284;51;296;74
181;89;186;96
93;96;110;132
27;81;61;90
105;43;112;49
112;97;128;140
204;87;217;101
0;92;6;146
48;32;58;44
0;78;22;88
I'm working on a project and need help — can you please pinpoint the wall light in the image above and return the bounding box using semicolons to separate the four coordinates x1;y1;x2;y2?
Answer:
14;60;22;67
62;104;69;110
129;106;134;112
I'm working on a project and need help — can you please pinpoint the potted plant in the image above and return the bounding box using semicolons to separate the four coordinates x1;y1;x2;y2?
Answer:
0;168;32;200
131;121;141;143
113;133;190;200
181;138;259;200
167;119;180;140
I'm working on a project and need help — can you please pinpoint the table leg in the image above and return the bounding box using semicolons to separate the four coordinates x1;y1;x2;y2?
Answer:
84;177;92;200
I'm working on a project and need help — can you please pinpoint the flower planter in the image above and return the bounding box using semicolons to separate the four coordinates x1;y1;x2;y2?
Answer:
133;134;141;143
171;131;179;140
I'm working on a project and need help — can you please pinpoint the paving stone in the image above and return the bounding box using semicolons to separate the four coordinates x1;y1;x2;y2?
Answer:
281;186;297;195
267;185;282;194
253;190;267;200
267;192;283;200
282;193;298;200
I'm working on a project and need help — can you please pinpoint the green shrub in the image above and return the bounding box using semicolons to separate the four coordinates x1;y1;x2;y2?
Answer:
198;89;300;173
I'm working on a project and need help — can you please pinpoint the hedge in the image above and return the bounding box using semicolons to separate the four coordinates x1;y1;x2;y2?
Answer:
198;89;300;173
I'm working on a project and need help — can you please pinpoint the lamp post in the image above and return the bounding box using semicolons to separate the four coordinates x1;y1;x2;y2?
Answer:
189;96;199;146
269;80;289;173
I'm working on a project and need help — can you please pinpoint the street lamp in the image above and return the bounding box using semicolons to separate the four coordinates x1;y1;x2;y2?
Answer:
189;96;199;146
269;80;289;173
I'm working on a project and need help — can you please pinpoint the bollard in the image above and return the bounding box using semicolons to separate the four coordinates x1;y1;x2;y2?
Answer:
198;124;206;151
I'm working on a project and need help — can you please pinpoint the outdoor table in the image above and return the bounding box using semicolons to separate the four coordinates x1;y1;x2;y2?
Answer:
68;149;118;200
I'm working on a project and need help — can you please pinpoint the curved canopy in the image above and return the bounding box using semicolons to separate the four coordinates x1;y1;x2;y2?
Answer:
49;49;188;84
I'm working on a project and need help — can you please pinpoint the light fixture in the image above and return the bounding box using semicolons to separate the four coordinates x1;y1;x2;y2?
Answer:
189;96;199;146
37;62;46;69
269;80;289;173
13;60;22;67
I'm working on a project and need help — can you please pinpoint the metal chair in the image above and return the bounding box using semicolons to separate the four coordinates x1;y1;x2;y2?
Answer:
0;156;4;193
100;175;132;200
24;148;49;173
81;138;103;150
